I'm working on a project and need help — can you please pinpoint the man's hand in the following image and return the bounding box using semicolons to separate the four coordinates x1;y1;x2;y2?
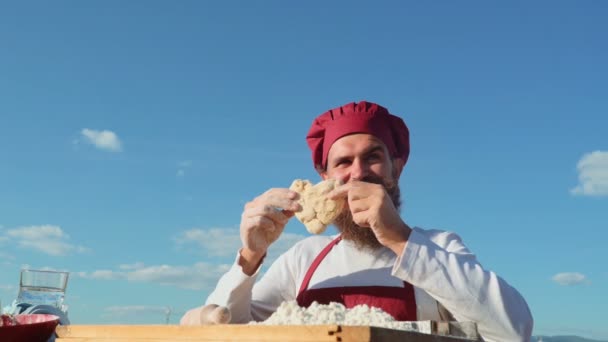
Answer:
328;181;411;255
180;304;231;325
239;188;301;274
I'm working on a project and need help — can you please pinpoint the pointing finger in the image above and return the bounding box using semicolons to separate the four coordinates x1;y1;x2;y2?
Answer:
327;183;351;200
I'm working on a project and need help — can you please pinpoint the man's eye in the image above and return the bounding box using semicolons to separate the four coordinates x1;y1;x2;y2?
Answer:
335;160;350;167
367;154;382;162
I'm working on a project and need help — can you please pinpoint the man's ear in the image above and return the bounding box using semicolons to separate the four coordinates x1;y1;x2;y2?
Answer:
392;158;405;179
315;164;329;180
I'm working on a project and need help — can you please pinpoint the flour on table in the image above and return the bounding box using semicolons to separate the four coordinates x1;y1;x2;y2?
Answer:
254;300;431;333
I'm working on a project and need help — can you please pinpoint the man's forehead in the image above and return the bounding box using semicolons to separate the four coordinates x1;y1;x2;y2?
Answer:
327;134;388;157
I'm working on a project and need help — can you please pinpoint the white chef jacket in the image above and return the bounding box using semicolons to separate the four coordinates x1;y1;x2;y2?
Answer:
205;227;533;342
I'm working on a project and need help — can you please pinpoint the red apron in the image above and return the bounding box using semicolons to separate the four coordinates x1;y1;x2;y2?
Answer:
296;236;417;321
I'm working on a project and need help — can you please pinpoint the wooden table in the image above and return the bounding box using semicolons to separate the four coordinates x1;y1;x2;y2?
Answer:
55;324;478;341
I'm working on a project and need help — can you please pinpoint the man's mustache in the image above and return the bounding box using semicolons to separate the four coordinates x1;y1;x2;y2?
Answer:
357;175;397;191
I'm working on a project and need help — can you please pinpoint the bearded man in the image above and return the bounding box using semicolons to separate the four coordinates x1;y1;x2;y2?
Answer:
181;101;533;342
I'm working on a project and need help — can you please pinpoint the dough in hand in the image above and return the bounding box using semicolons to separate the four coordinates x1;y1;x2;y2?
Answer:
289;179;346;234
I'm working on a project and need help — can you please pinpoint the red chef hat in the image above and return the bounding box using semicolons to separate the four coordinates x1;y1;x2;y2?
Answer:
306;101;410;171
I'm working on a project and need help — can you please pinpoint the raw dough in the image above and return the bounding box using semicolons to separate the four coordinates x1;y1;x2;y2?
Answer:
289;179;345;234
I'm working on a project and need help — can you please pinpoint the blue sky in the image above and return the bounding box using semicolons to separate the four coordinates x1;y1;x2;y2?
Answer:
0;0;606;339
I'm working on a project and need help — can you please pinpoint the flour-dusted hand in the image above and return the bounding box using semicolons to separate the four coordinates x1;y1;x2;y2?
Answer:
240;188;302;253
327;180;411;254
180;304;231;325
239;188;302;275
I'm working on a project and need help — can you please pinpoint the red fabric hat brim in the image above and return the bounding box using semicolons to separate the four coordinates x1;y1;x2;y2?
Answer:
306;101;410;171
323;114;398;166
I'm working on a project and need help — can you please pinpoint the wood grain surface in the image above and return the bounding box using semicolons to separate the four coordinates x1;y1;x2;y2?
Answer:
55;324;475;341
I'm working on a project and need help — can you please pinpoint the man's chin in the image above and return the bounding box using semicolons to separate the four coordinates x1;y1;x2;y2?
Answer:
334;220;383;251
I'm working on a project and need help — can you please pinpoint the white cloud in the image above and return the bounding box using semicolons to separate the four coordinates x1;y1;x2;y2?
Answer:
76;262;230;290
73;228;307;291
174;228;241;257
173;228;307;265
4;225;89;256
552;272;589;286
571;150;608;196
80;270;122;280
126;263;228;289
81;128;123;152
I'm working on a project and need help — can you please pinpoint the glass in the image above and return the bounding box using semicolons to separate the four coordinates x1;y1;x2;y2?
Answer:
16;269;69;313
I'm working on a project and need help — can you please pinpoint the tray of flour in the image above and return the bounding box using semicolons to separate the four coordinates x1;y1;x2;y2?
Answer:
55;301;479;341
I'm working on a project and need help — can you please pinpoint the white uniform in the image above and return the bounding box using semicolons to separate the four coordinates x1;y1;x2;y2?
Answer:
206;227;534;342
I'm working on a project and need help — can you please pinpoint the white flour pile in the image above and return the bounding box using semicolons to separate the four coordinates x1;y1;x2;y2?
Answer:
255;300;431;333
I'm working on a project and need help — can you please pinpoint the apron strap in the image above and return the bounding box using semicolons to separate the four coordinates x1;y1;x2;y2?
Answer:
297;235;342;297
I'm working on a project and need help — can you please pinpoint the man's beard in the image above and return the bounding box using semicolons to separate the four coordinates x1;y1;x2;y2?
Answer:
333;175;401;251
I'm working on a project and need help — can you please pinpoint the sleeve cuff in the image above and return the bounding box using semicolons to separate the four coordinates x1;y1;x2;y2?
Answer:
391;227;425;281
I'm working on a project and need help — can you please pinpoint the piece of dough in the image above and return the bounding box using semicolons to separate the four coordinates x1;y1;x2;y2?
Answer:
289;179;345;234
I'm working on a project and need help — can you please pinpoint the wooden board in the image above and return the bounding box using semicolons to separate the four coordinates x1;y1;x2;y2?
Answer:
55;324;475;341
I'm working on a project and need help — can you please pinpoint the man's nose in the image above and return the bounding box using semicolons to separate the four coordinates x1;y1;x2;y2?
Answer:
349;159;369;182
